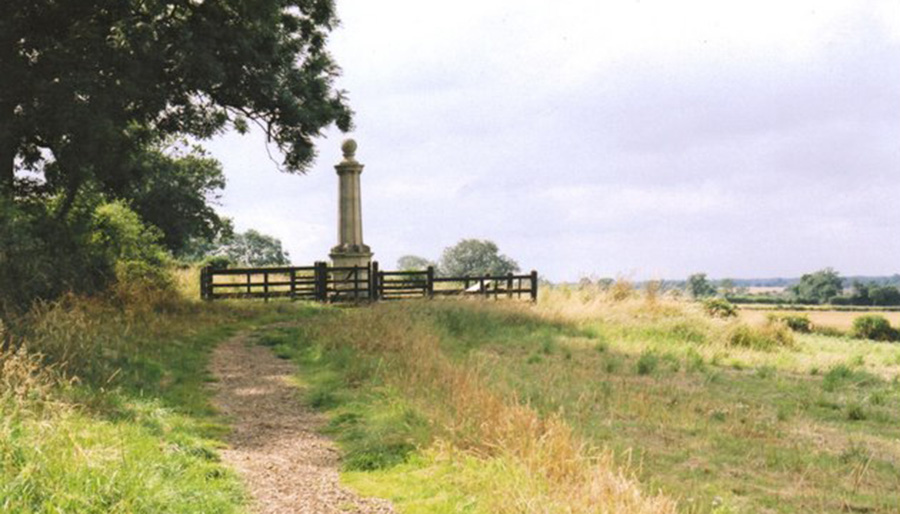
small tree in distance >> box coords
[438,239,519,277]
[687,273,716,298]
[217,230,290,267]
[397,255,435,272]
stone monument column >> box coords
[329,139,373,269]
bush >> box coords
[767,314,812,333]
[201,255,233,270]
[850,315,898,342]
[703,298,737,318]
[725,321,794,351]
[90,201,172,291]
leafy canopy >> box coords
[216,229,290,267]
[437,239,519,277]
[396,255,435,272]
[687,273,716,298]
[1,0,352,200]
[791,268,843,304]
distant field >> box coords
[740,308,900,331]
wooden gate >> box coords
[201,262,538,303]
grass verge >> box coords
[1,292,306,513]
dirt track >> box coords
[210,333,394,514]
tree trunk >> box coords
[0,31,16,199]
[0,117,13,199]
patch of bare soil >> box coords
[210,333,394,514]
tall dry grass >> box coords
[305,304,676,513]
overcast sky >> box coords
[205,0,900,282]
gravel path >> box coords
[210,333,395,514]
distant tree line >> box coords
[683,268,900,307]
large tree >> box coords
[791,268,843,304]
[124,142,228,253]
[438,239,519,277]
[0,0,352,205]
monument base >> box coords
[329,251,374,300]
[329,251,373,269]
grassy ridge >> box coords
[0,291,303,513]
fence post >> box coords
[530,270,538,302]
[480,277,487,299]
[289,268,297,300]
[263,272,269,302]
[507,273,513,299]
[426,266,435,299]
[370,261,379,301]
[314,261,327,302]
[200,266,211,300]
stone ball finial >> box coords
[341,139,357,159]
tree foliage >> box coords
[123,143,229,253]
[847,281,900,307]
[437,239,519,277]
[1,0,352,201]
[686,273,716,298]
[215,229,290,267]
[0,196,168,313]
[790,268,843,304]
[0,1,350,309]
[396,255,434,272]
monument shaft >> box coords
[330,139,372,268]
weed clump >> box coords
[846,403,867,421]
[822,364,879,392]
[609,278,634,302]
[636,351,659,375]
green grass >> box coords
[247,300,900,512]
[0,297,309,513]
[421,301,900,513]
[280,299,894,513]
[250,323,490,512]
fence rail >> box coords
[200,262,538,303]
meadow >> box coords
[260,286,900,513]
[3,276,900,513]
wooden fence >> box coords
[200,262,538,303]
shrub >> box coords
[703,298,737,318]
[201,255,233,270]
[725,322,794,351]
[851,315,898,342]
[767,314,812,333]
